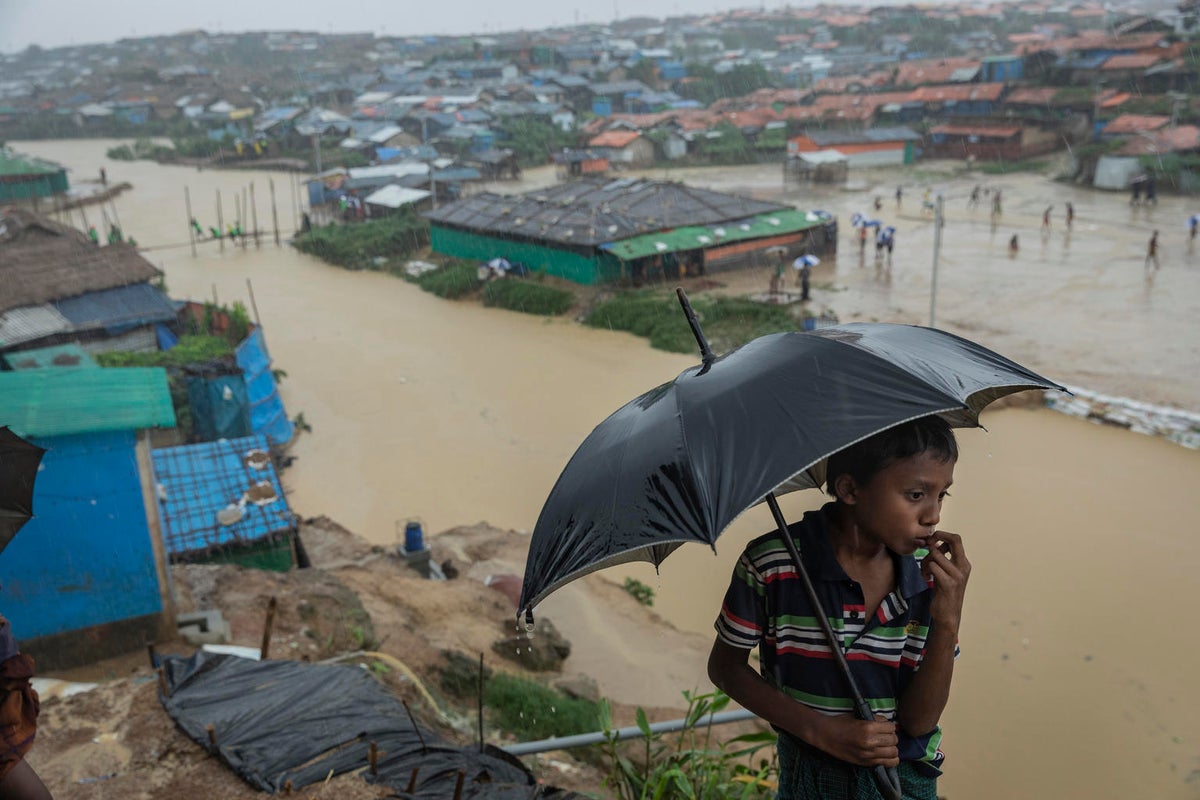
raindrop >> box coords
[550,706,556,713]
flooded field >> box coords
[13,139,1200,799]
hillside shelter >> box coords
[0,366,176,670]
[150,434,297,571]
[787,128,919,167]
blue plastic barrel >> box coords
[404,520,425,553]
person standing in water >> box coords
[1065,202,1074,230]
[1145,230,1160,271]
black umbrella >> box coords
[519,290,1064,799]
[0,426,46,554]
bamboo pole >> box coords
[185,186,197,257]
[269,178,280,246]
[405,769,419,793]
[216,189,225,253]
[250,182,260,248]
[368,741,378,777]
[477,653,485,754]
[260,596,277,659]
[234,194,242,249]
[246,278,262,327]
[451,769,466,800]
[242,186,248,247]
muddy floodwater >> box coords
[14,140,1200,799]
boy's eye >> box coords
[907,491,923,500]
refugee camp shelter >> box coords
[0,367,177,670]
[0,147,69,204]
[425,177,834,284]
[787,128,920,167]
[151,434,297,571]
[0,209,173,355]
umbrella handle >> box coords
[765,494,902,800]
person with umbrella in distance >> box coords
[709,417,966,800]
[0,428,53,800]
[792,254,818,302]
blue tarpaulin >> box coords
[151,434,294,559]
[53,282,177,333]
[236,328,294,445]
[186,374,252,442]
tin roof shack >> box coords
[151,435,297,572]
[925,124,1058,161]
[787,128,919,167]
[0,210,174,355]
[0,367,177,670]
[425,177,831,285]
[0,147,69,206]
[588,130,656,167]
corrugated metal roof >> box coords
[0,367,175,437]
[600,208,829,261]
[151,434,294,558]
[3,343,97,370]
[53,282,177,330]
[425,178,787,248]
[0,304,71,347]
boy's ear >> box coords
[833,473,858,505]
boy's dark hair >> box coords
[825,416,958,495]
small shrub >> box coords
[293,212,430,270]
[482,279,574,315]
[107,144,135,161]
[623,577,655,607]
[485,673,601,741]
[94,335,234,367]
[415,261,480,299]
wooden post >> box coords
[260,596,277,659]
[269,178,281,246]
[234,194,243,249]
[246,278,262,327]
[157,667,169,697]
[250,182,260,248]
[289,172,299,234]
[216,189,225,253]
[242,186,248,247]
[368,741,378,776]
[185,186,197,257]
[212,284,219,305]
[109,198,124,235]
[405,768,419,793]
[136,431,176,638]
[206,723,218,749]
[452,769,466,800]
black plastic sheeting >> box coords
[159,651,555,798]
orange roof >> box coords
[909,83,1006,103]
[1100,92,1133,109]
[1115,125,1200,155]
[1005,87,1057,105]
[1102,114,1170,135]
[588,130,642,148]
[930,124,1021,138]
[1101,53,1165,70]
[893,58,981,87]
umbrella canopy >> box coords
[0,426,46,553]
[519,323,1063,615]
[792,254,819,269]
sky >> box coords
[1,0,787,53]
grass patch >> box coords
[482,279,575,315]
[293,212,430,270]
[412,260,480,299]
[978,159,1047,175]
[586,290,803,354]
[93,334,234,367]
[485,673,601,741]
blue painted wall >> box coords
[0,430,162,640]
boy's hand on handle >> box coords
[808,714,900,768]
[922,531,971,633]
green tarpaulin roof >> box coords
[0,367,175,437]
[3,344,97,371]
[599,208,829,261]
[0,148,65,177]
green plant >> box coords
[485,673,601,741]
[597,690,778,800]
[293,412,313,433]
[93,335,234,367]
[414,261,480,299]
[293,211,430,269]
[623,577,655,607]
[481,279,574,315]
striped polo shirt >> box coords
[715,503,947,775]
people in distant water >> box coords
[1131,176,1143,205]
[873,195,882,212]
[895,185,903,208]
[107,224,123,244]
[301,212,313,234]
[968,185,980,208]
[1065,202,1074,230]
[1144,175,1157,206]
[1145,230,1160,271]
[99,167,107,186]
[87,225,99,245]
[992,190,1002,217]
[1008,234,1019,256]
[209,226,222,239]
[191,218,204,237]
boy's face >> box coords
[844,451,956,556]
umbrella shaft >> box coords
[764,494,901,800]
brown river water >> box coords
[14,140,1200,799]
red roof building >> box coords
[1101,114,1171,135]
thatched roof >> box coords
[0,209,161,314]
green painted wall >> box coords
[431,225,624,285]
[904,141,915,165]
[0,171,69,201]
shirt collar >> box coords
[792,503,929,599]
